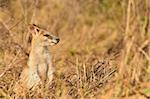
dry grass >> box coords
[0,0,150,99]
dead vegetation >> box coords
[0,0,150,99]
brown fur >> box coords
[13,24,60,96]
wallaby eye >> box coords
[36,29,39,32]
[43,34,49,37]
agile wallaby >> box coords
[14,24,60,94]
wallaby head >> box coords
[28,24,60,47]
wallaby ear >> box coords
[28,24,36,35]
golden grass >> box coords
[0,0,150,98]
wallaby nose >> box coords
[56,38,60,43]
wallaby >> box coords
[13,24,60,95]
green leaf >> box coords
[141,88,150,97]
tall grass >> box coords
[0,0,150,98]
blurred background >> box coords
[0,0,150,98]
